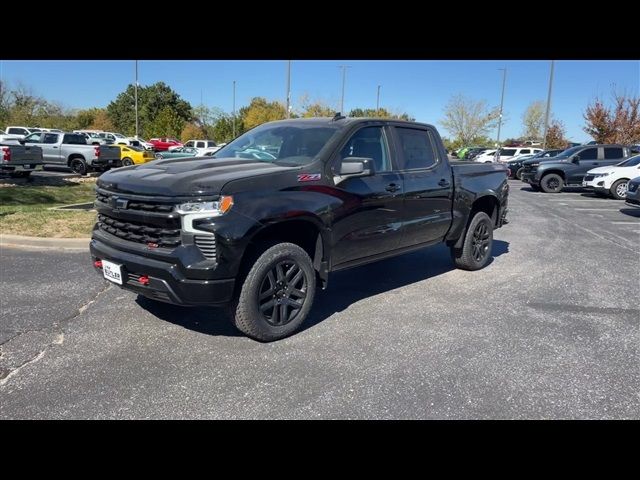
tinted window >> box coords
[185,141,194,147]
[579,148,597,160]
[340,126,391,172]
[207,141,216,148]
[396,128,437,170]
[499,149,517,156]
[604,147,624,159]
[617,155,640,167]
[519,149,530,154]
[43,134,58,144]
[196,141,205,148]
[62,134,87,145]
[8,128,27,135]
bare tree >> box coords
[522,100,546,140]
[440,94,499,145]
[583,91,640,144]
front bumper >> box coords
[90,237,235,306]
[582,177,610,192]
[625,188,640,206]
[520,171,538,185]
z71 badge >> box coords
[297,173,321,182]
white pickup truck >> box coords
[20,131,121,174]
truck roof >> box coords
[264,116,432,129]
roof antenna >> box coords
[332,112,346,121]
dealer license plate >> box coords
[102,259,123,285]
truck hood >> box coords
[97,157,295,196]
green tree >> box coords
[145,106,185,139]
[440,94,500,146]
[107,82,192,137]
[521,101,546,140]
[180,122,206,142]
[212,115,243,143]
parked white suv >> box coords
[4,126,43,139]
[582,155,640,200]
[474,147,543,163]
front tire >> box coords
[450,211,494,271]
[231,242,316,341]
[515,167,524,180]
[540,173,564,193]
[610,179,629,200]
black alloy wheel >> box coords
[258,260,308,326]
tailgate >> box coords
[99,145,123,161]
[0,144,44,165]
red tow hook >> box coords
[138,275,150,286]
[94,260,103,269]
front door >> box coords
[330,125,405,268]
[568,147,599,183]
[41,133,62,164]
[392,126,454,247]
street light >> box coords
[338,65,351,113]
[134,60,139,138]
[542,60,555,150]
[232,80,236,139]
[286,60,291,119]
[495,68,507,161]
[376,85,381,112]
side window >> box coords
[520,149,530,154]
[9,128,27,135]
[395,128,438,170]
[500,149,517,156]
[43,134,58,144]
[339,126,391,173]
[185,141,194,147]
[579,148,597,160]
[207,141,216,148]
[196,141,205,148]
[604,147,623,159]
[24,133,43,143]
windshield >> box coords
[617,155,640,167]
[554,146,583,159]
[213,122,341,166]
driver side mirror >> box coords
[335,157,375,184]
[572,155,580,163]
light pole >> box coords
[286,60,291,119]
[495,68,507,160]
[338,65,351,114]
[542,60,555,150]
[376,85,381,112]
[232,80,236,139]
[134,60,139,138]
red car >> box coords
[149,138,183,151]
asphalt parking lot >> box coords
[1,181,638,419]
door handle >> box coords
[53,146,58,149]
[385,183,400,193]
[592,163,598,166]
[438,179,450,187]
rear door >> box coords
[41,133,63,163]
[330,124,405,267]
[601,146,627,167]
[392,125,453,247]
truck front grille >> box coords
[97,213,181,247]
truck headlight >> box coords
[176,196,234,215]
[594,173,610,178]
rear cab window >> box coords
[395,127,438,170]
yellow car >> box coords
[116,145,156,166]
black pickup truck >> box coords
[91,117,509,341]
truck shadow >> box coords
[136,240,509,339]
[619,207,640,218]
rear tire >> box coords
[515,167,524,180]
[122,157,134,166]
[69,158,87,175]
[231,242,316,341]
[540,173,564,193]
[610,179,629,200]
[9,171,32,178]
[450,211,493,271]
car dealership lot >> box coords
[0,181,638,419]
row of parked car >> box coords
[0,126,228,177]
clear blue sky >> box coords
[1,60,638,142]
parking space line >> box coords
[574,208,625,211]
[611,221,640,225]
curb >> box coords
[0,234,90,251]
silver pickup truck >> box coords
[20,132,121,174]
[0,143,44,178]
